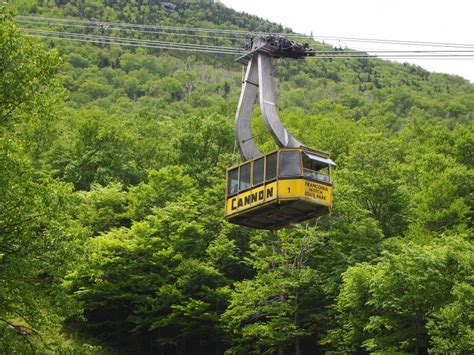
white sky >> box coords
[220,0,474,82]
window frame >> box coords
[226,148,334,198]
[252,157,265,187]
[265,152,278,182]
[239,162,252,192]
[278,150,303,178]
[227,167,239,196]
[302,152,331,183]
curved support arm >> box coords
[258,54,303,148]
[235,53,304,161]
[235,57,261,160]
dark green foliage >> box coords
[1,1,473,353]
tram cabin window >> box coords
[279,151,302,177]
[253,158,264,185]
[228,168,238,195]
[239,163,251,191]
[266,153,277,181]
[303,153,330,183]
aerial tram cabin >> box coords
[225,35,336,229]
[225,148,335,229]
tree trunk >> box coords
[278,345,284,355]
[294,293,300,355]
[414,311,422,355]
[295,336,300,355]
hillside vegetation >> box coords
[1,1,473,353]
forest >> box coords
[0,0,473,354]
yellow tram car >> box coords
[225,148,336,229]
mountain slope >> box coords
[1,1,473,353]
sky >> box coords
[220,0,474,82]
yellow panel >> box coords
[278,179,332,206]
[225,182,277,216]
[225,179,333,218]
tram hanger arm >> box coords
[235,35,313,161]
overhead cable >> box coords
[18,15,309,39]
[16,18,245,41]
[22,28,474,56]
[25,34,241,55]
[25,33,474,60]
[312,35,474,49]
[20,15,474,52]
[21,28,241,51]
[21,28,243,53]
